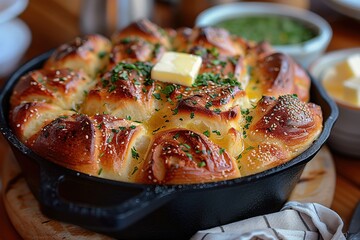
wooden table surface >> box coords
[0,0,359,239]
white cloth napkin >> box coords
[191,201,346,240]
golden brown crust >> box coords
[11,69,92,110]
[111,19,171,49]
[9,20,322,184]
[81,61,156,121]
[44,34,111,77]
[174,27,242,57]
[30,114,149,180]
[239,95,323,176]
[110,38,166,66]
[136,129,240,184]
[255,53,310,102]
[30,114,99,175]
[10,102,74,142]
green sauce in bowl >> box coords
[214,15,317,45]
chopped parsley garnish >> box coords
[190,112,195,119]
[211,59,227,67]
[98,168,103,175]
[181,143,191,149]
[98,51,107,59]
[185,152,193,160]
[213,108,221,114]
[120,37,132,44]
[209,47,219,57]
[228,56,238,65]
[172,108,178,115]
[193,72,241,88]
[247,66,253,76]
[203,130,210,137]
[131,166,139,175]
[111,128,120,133]
[108,85,116,92]
[241,108,250,115]
[219,148,225,154]
[131,147,140,160]
[173,133,180,140]
[246,146,255,151]
[119,71,129,80]
[212,130,221,136]
[107,132,114,143]
[198,161,206,167]
[153,93,161,100]
[153,43,161,57]
[205,101,213,109]
[161,84,176,97]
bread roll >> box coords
[44,34,111,77]
[239,95,322,176]
[30,114,149,181]
[136,129,241,184]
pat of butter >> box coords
[335,54,360,80]
[343,77,360,106]
[151,52,202,87]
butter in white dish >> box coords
[322,54,360,107]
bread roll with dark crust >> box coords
[251,53,311,102]
[30,114,149,181]
[10,69,93,110]
[9,19,323,184]
[44,34,111,77]
[136,129,241,184]
[174,27,243,57]
[10,102,73,143]
[239,95,322,176]
[110,37,166,66]
[111,19,171,49]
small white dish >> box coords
[309,48,360,157]
[0,0,28,24]
[0,18,31,77]
[195,2,332,67]
[322,0,360,21]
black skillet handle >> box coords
[38,163,177,232]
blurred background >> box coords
[0,0,359,82]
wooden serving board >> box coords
[1,147,335,240]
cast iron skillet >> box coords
[0,51,338,239]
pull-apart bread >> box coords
[10,20,322,184]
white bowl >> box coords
[0,18,31,77]
[0,0,30,78]
[0,0,28,24]
[309,48,360,157]
[195,2,332,67]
